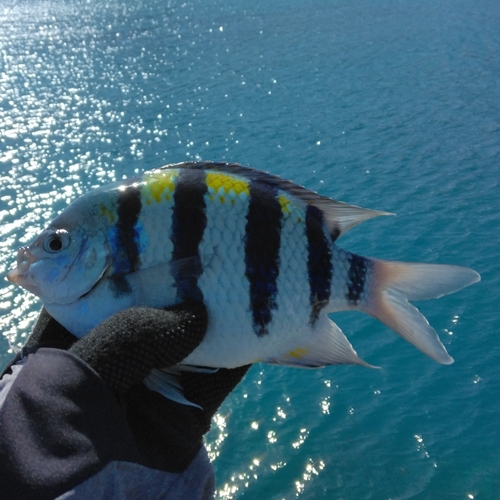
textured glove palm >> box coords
[68,303,207,396]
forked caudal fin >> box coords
[363,259,481,364]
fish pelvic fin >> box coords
[144,367,218,408]
[363,259,480,364]
[270,315,376,369]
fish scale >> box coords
[274,196,311,332]
[7,161,480,395]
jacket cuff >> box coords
[0,348,141,500]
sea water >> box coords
[0,0,499,497]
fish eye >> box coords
[43,230,70,254]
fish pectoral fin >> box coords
[269,316,376,369]
[312,198,394,240]
[143,367,203,408]
[126,261,178,307]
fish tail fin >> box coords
[363,259,480,364]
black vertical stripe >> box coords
[306,204,333,325]
[171,168,207,302]
[115,185,142,273]
[110,184,142,297]
[346,253,368,305]
[245,181,282,337]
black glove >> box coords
[71,303,251,438]
[69,303,207,396]
[25,307,78,350]
[1,304,251,500]
[0,308,78,378]
[121,363,250,473]
[22,304,208,398]
[180,365,251,434]
[22,306,250,436]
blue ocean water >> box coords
[0,0,499,497]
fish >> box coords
[7,162,480,381]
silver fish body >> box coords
[8,162,480,373]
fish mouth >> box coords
[6,247,39,289]
[7,268,24,284]
[7,258,111,304]
[6,270,42,296]
[7,238,113,305]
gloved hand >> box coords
[181,365,251,434]
[1,304,251,500]
[22,305,250,444]
[17,304,208,396]
[24,307,79,350]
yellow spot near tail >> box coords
[99,204,116,224]
[287,347,310,359]
[206,171,250,199]
[143,170,178,204]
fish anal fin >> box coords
[268,316,376,369]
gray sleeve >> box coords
[57,449,215,500]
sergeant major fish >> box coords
[7,162,480,381]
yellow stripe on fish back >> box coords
[205,171,250,205]
[142,170,179,205]
[278,193,303,223]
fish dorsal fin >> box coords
[158,161,393,240]
[309,198,394,240]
